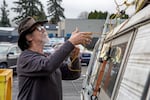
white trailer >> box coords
[81,1,150,100]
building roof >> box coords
[0,27,18,36]
[0,27,15,31]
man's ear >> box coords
[26,34,33,42]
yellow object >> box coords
[135,0,147,12]
[0,69,13,100]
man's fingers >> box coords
[82,35,92,39]
[80,32,92,39]
[75,27,79,33]
[72,27,79,35]
[80,32,92,35]
[81,37,92,45]
[78,32,92,45]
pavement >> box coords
[12,66,87,100]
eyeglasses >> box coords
[36,26,45,32]
[28,26,45,33]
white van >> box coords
[82,1,150,100]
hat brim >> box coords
[33,20,48,26]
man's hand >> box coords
[68,28,92,45]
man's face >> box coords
[28,25,50,45]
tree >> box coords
[0,0,11,27]
[12,0,47,24]
[88,10,108,19]
[47,0,65,24]
[78,11,89,19]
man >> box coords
[17,16,92,100]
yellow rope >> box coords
[68,56,81,72]
[135,0,146,13]
[108,0,135,33]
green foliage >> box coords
[88,10,108,19]
[12,0,47,24]
[110,13,129,19]
[47,0,65,24]
[49,17,57,24]
[0,0,11,27]
[88,10,129,20]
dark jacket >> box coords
[17,41,81,100]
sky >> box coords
[0,0,135,23]
[60,0,135,18]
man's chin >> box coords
[42,41,49,45]
[43,38,50,45]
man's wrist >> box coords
[68,39,76,45]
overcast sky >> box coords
[0,0,135,20]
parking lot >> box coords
[12,66,87,100]
[0,42,90,100]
